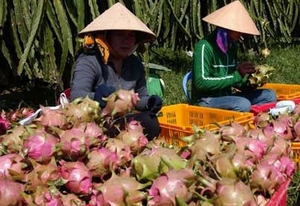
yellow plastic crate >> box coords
[158,104,253,146]
[292,142,300,169]
[262,83,300,100]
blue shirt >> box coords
[70,53,150,111]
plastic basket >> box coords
[266,179,291,206]
[158,104,253,146]
[262,83,300,100]
[250,98,300,115]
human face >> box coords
[227,30,243,42]
[107,30,136,59]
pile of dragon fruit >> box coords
[0,89,297,205]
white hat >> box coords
[79,2,156,43]
[202,0,260,35]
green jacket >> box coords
[191,30,247,104]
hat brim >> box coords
[202,1,260,35]
[78,3,156,43]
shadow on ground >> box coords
[0,87,59,111]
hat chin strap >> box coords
[128,44,138,56]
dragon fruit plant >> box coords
[0,95,297,205]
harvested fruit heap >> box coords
[0,89,297,205]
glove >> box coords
[147,95,163,114]
[94,84,115,108]
[237,61,256,78]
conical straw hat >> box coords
[202,1,260,35]
[79,2,156,43]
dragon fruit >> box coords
[24,158,60,191]
[250,162,286,195]
[133,147,187,181]
[103,138,133,166]
[23,128,59,164]
[101,89,140,118]
[60,193,86,206]
[212,178,257,206]
[63,96,101,124]
[0,178,25,205]
[0,153,27,180]
[55,127,90,160]
[0,110,10,135]
[186,129,222,161]
[59,160,93,195]
[22,185,63,206]
[116,120,148,154]
[248,64,275,88]
[86,147,120,178]
[234,137,268,163]
[76,122,106,143]
[34,106,69,129]
[6,107,34,122]
[89,172,148,206]
[0,125,26,154]
[148,169,195,206]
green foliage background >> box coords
[0,0,300,91]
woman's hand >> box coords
[94,84,115,108]
[147,95,163,113]
[237,61,256,77]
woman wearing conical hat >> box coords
[70,3,162,140]
[191,0,276,112]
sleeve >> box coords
[193,41,244,92]
[70,54,102,101]
[133,61,151,111]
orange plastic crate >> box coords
[262,83,300,100]
[158,104,253,146]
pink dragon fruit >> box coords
[0,153,27,180]
[272,156,296,177]
[0,110,10,135]
[234,137,268,163]
[187,129,222,161]
[248,127,275,147]
[0,125,26,153]
[63,96,101,124]
[22,185,63,206]
[116,120,148,154]
[24,157,60,191]
[6,107,34,122]
[101,89,140,118]
[250,162,286,196]
[104,138,133,166]
[0,178,25,205]
[34,106,69,129]
[23,129,59,164]
[60,193,86,206]
[55,127,90,160]
[76,122,107,143]
[89,172,148,206]
[59,160,93,195]
[148,169,195,206]
[213,178,257,206]
[219,121,247,142]
[86,147,121,178]
[133,147,187,181]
